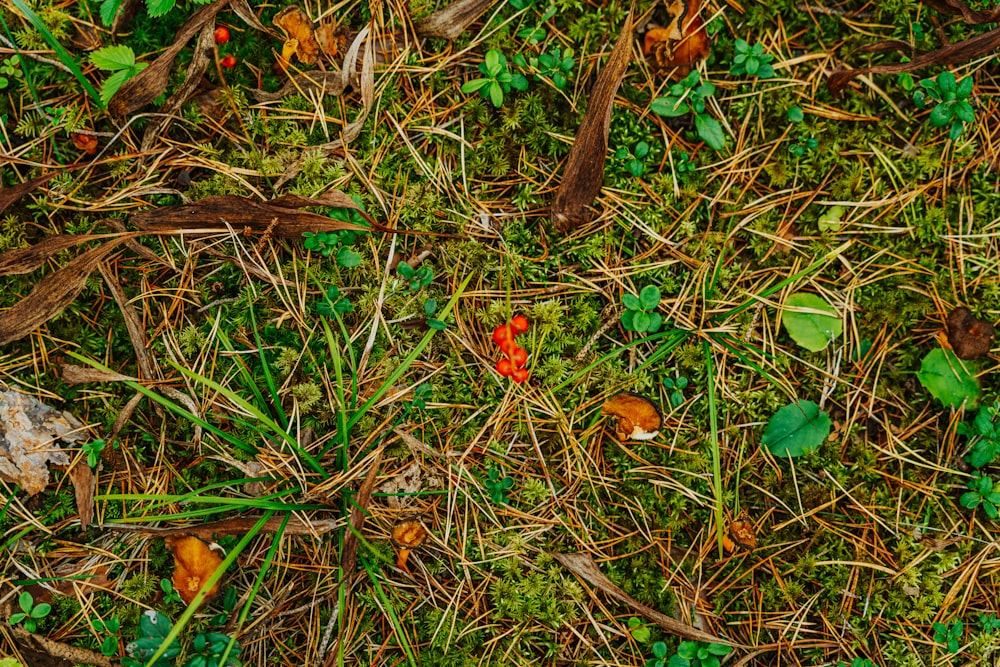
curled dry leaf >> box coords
[641,0,710,79]
[0,233,105,276]
[273,5,321,66]
[947,306,994,360]
[601,392,661,441]
[165,535,224,604]
[315,21,354,61]
[551,16,632,233]
[109,0,229,116]
[61,364,137,385]
[68,461,95,530]
[414,0,497,40]
[252,71,346,103]
[0,238,125,346]
[70,132,98,155]
[0,386,81,495]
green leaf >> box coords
[461,78,491,94]
[929,103,953,127]
[510,74,529,91]
[30,603,50,619]
[100,0,123,26]
[489,81,503,107]
[694,114,726,150]
[957,75,973,98]
[100,65,147,108]
[335,246,361,268]
[146,0,176,17]
[639,285,661,311]
[756,62,775,78]
[646,313,662,333]
[396,262,414,279]
[423,299,437,316]
[787,106,804,123]
[9,613,26,625]
[652,642,668,659]
[954,100,975,123]
[918,348,980,408]
[651,96,690,118]
[427,319,447,330]
[761,400,831,457]
[18,592,32,613]
[622,294,641,311]
[90,45,136,71]
[632,311,651,332]
[781,292,842,351]
[620,309,636,331]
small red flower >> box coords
[511,368,529,383]
[220,54,237,68]
[510,346,527,367]
[510,314,529,334]
[214,26,230,44]
[496,359,514,376]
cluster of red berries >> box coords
[492,315,530,383]
[214,27,237,68]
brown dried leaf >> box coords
[551,551,732,645]
[106,515,339,538]
[601,392,661,441]
[552,17,632,233]
[414,0,496,40]
[0,172,57,216]
[642,0,711,79]
[166,535,224,605]
[110,0,142,34]
[921,0,1000,24]
[10,625,115,667]
[108,0,230,116]
[315,22,354,60]
[0,239,125,346]
[70,132,98,155]
[0,387,81,495]
[342,449,383,576]
[98,263,159,380]
[68,461,95,530]
[129,193,381,236]
[947,306,994,360]
[828,25,1000,96]
[273,6,320,65]
[141,20,218,153]
[0,234,105,276]
[252,70,346,103]
[61,364,137,385]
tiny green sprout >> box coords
[397,262,434,292]
[484,466,515,504]
[514,4,555,42]
[817,205,846,233]
[912,71,975,141]
[621,285,662,334]
[160,577,183,605]
[960,474,1000,518]
[82,438,108,468]
[0,56,20,90]
[317,285,353,316]
[461,49,529,108]
[836,659,875,667]
[523,47,574,89]
[664,641,732,667]
[615,141,650,177]
[410,384,433,411]
[627,617,651,643]
[8,592,52,633]
[662,374,689,408]
[958,402,1000,468]
[730,39,776,79]
[211,588,239,627]
[980,613,1000,632]
[93,615,121,657]
[674,151,695,176]
[650,70,726,150]
[646,640,668,667]
[932,620,963,653]
[787,106,804,123]
[423,298,447,331]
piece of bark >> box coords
[108,0,230,116]
[251,71,346,103]
[342,448,383,576]
[0,172,57,215]
[9,625,114,667]
[110,0,142,35]
[551,17,632,233]
[0,239,125,346]
[947,306,994,360]
[61,364,136,385]
[551,551,734,646]
[0,234,105,276]
[414,0,496,39]
[67,461,95,530]
[98,263,159,380]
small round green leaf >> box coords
[761,400,831,457]
[782,292,842,351]
[639,285,661,311]
[917,348,980,409]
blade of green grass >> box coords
[703,340,725,556]
[361,555,418,667]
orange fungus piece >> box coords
[165,535,223,604]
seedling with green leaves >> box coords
[90,45,148,109]
[615,141,650,177]
[627,617,651,643]
[422,298,447,331]
[960,474,1000,518]
[317,285,353,316]
[7,592,51,633]
[0,57,20,90]
[82,438,108,468]
[516,47,574,90]
[932,620,963,653]
[461,50,528,108]
[397,262,434,292]
[663,641,732,667]
[730,39,776,78]
[663,373,689,408]
[913,71,975,141]
[650,71,726,150]
[484,466,514,504]
[93,615,121,657]
[622,286,663,333]
[959,403,1000,468]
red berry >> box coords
[511,367,529,383]
[510,346,528,367]
[220,54,237,68]
[510,314,529,334]
[496,358,514,376]
[499,338,518,356]
[492,324,514,345]
[214,26,230,44]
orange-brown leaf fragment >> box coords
[165,535,223,604]
[642,0,710,79]
[947,306,994,360]
[71,132,99,155]
[722,512,757,553]
[601,393,661,441]
[391,518,428,572]
[273,6,320,65]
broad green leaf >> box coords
[695,114,726,150]
[632,311,651,332]
[489,81,503,107]
[787,106,804,123]
[461,79,490,94]
[335,246,361,268]
[620,310,636,331]
[917,348,980,409]
[100,68,135,108]
[100,0,123,26]
[90,45,136,71]
[929,104,953,127]
[639,285,661,310]
[761,400,831,457]
[782,292,841,351]
[146,0,176,18]
[651,96,689,118]
[622,294,641,311]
